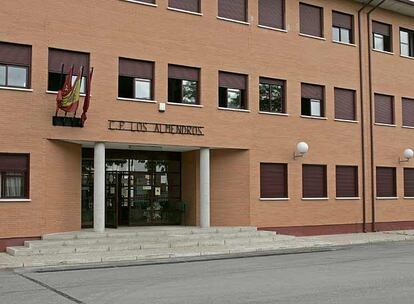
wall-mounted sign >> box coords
[108,120,204,136]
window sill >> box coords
[302,197,329,201]
[334,118,358,124]
[216,16,250,26]
[167,7,202,16]
[332,40,357,47]
[336,197,361,200]
[404,197,414,200]
[372,49,394,56]
[258,111,289,117]
[299,33,326,41]
[119,0,157,7]
[374,122,396,128]
[376,197,399,200]
[257,25,287,33]
[0,198,31,203]
[117,97,157,103]
[301,115,327,120]
[167,102,203,108]
[0,86,33,92]
[218,107,250,113]
[402,125,414,129]
[400,54,414,60]
[47,90,87,97]
[260,198,290,201]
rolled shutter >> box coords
[260,163,287,198]
[335,88,356,121]
[402,98,414,127]
[218,0,247,22]
[303,165,327,198]
[219,71,246,90]
[48,48,89,76]
[404,168,414,197]
[332,11,353,29]
[168,65,199,81]
[300,3,323,37]
[119,58,154,79]
[376,167,396,197]
[372,21,391,36]
[0,154,29,172]
[259,77,284,87]
[0,42,31,66]
[169,0,200,13]
[302,83,324,100]
[375,94,394,124]
[258,0,284,29]
[336,166,358,198]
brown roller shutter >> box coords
[372,21,391,36]
[404,168,414,197]
[0,42,31,66]
[259,77,284,86]
[48,48,89,76]
[335,88,356,121]
[219,71,246,90]
[119,58,154,79]
[168,65,199,81]
[303,165,327,198]
[332,11,353,29]
[218,0,247,22]
[336,166,358,198]
[0,154,29,172]
[169,0,200,13]
[260,163,288,198]
[258,0,285,29]
[301,83,324,100]
[402,98,414,127]
[376,167,396,197]
[300,3,323,37]
[375,94,394,124]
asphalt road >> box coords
[2,241,414,304]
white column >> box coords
[199,148,211,228]
[94,142,105,233]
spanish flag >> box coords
[56,66,82,113]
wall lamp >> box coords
[399,148,414,163]
[294,142,309,160]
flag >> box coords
[56,66,83,113]
[81,67,94,126]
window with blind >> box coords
[168,64,200,105]
[48,48,89,94]
[332,11,354,44]
[400,28,414,57]
[259,78,285,113]
[335,88,356,121]
[118,58,154,100]
[218,0,247,22]
[403,98,414,127]
[301,83,324,117]
[0,154,29,199]
[300,3,323,38]
[372,21,392,52]
[0,42,32,89]
[336,166,358,198]
[404,168,414,198]
[168,0,200,13]
[260,163,288,199]
[219,71,248,110]
[258,0,285,30]
[376,167,396,198]
[302,165,327,198]
[375,94,394,125]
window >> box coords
[376,167,396,198]
[135,0,155,3]
[218,0,247,22]
[336,166,358,198]
[0,154,29,199]
[168,65,200,105]
[118,58,154,100]
[168,0,200,13]
[403,98,414,127]
[0,42,31,88]
[219,71,248,110]
[259,78,285,113]
[375,94,394,125]
[372,21,392,52]
[332,11,354,44]
[400,28,414,57]
[48,48,89,94]
[335,88,356,121]
[258,0,285,30]
[301,83,324,117]
[404,168,414,197]
[303,165,327,198]
[260,163,288,199]
[299,3,323,38]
